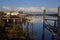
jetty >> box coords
[0,7,60,40]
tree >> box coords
[0,11,6,18]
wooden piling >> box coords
[26,21,29,40]
[57,7,60,40]
[42,9,46,40]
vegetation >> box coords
[5,23,26,39]
[0,11,6,18]
[0,11,32,40]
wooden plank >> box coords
[45,19,57,21]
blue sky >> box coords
[0,0,60,8]
[0,0,60,12]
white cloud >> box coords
[41,7,45,10]
[47,8,58,12]
[2,6,58,12]
[2,6,12,11]
[16,7,42,12]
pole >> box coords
[32,22,34,40]
[42,9,46,40]
[57,7,60,40]
[27,21,29,40]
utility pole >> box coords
[57,7,60,40]
[42,9,46,40]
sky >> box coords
[0,0,60,12]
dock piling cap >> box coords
[58,7,60,16]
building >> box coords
[6,11,19,16]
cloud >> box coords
[2,6,12,11]
[41,7,45,10]
[16,7,42,12]
[47,8,58,12]
[2,6,58,12]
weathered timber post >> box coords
[7,19,9,22]
[26,20,29,40]
[57,7,60,40]
[31,22,34,40]
[52,20,57,40]
[13,19,15,23]
[52,32,55,40]
[42,9,46,40]
[54,21,56,27]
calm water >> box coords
[23,16,57,40]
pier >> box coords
[0,7,60,40]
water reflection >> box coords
[27,16,57,40]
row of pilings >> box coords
[42,7,60,40]
[0,14,34,40]
[0,7,60,40]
